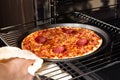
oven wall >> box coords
[56,0,117,21]
[88,0,117,21]
[0,0,35,28]
[0,0,119,28]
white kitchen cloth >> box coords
[0,46,43,76]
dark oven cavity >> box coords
[1,0,120,80]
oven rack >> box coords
[73,12,120,35]
[0,12,120,80]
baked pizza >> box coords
[21,26,103,59]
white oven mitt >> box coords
[0,46,43,76]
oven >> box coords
[0,0,120,80]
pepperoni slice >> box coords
[35,36,47,44]
[76,38,88,46]
[53,46,65,53]
[62,28,74,34]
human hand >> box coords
[0,58,35,80]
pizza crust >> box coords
[0,46,43,76]
[80,39,102,57]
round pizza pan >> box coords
[19,23,111,62]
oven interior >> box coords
[0,0,120,80]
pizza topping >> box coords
[35,36,47,44]
[62,28,74,34]
[76,38,88,46]
[53,46,66,53]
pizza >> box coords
[21,26,103,59]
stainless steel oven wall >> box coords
[36,0,55,24]
[56,0,116,21]
[0,0,35,28]
[36,0,117,23]
[117,0,120,18]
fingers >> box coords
[0,58,35,80]
[7,58,35,70]
[8,58,34,64]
